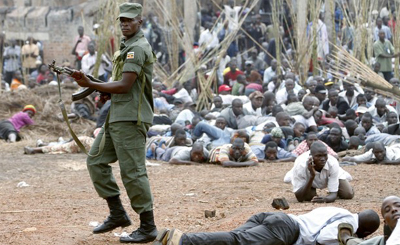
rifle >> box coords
[48,60,106,101]
[48,59,107,157]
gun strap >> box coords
[136,51,156,126]
[56,73,107,157]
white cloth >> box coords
[219,55,231,75]
[353,144,400,162]
[285,151,352,192]
[263,66,276,84]
[173,88,193,103]
[367,105,398,124]
[290,207,359,245]
[276,88,298,105]
[81,52,111,77]
[199,29,219,50]
[267,81,276,92]
[386,220,400,245]
[174,109,195,124]
[219,94,249,106]
[292,115,317,128]
[224,5,241,30]
[243,102,262,116]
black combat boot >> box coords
[93,195,132,234]
[120,210,158,243]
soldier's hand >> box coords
[71,70,91,87]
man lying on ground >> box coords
[338,195,400,245]
[208,137,258,167]
[24,136,94,154]
[153,206,379,245]
[342,141,400,165]
[0,105,36,143]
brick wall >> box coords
[1,0,102,67]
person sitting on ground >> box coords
[345,109,358,121]
[286,122,306,151]
[353,126,367,144]
[208,137,258,167]
[223,59,244,86]
[154,206,379,245]
[373,61,385,78]
[284,93,304,116]
[284,141,354,203]
[351,93,370,111]
[0,105,36,143]
[368,98,398,124]
[252,141,297,163]
[24,136,94,155]
[345,119,359,137]
[10,70,24,91]
[318,126,349,153]
[146,129,192,160]
[342,141,400,165]
[35,64,49,85]
[263,58,278,86]
[168,98,185,122]
[230,74,247,96]
[243,91,263,116]
[383,111,399,128]
[361,112,381,136]
[260,127,287,149]
[276,78,297,105]
[339,81,360,108]
[219,98,244,129]
[338,195,400,245]
[167,142,209,165]
[192,116,233,149]
[347,136,364,150]
[322,89,350,117]
[209,95,224,116]
[174,102,198,126]
[292,131,339,158]
[315,107,346,128]
[290,96,319,132]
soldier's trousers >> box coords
[87,121,153,214]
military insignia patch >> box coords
[127,52,134,59]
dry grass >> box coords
[0,84,96,141]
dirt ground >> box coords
[0,138,399,245]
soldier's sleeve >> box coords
[122,46,146,75]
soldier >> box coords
[71,2,157,243]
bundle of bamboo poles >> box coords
[328,43,400,101]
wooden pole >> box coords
[166,0,180,73]
[272,0,281,76]
[296,0,308,82]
